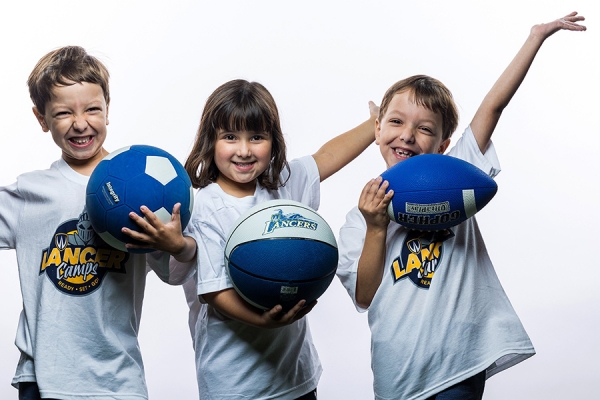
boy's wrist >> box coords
[172,236,196,262]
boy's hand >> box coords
[531,11,586,40]
[359,176,394,231]
[122,203,187,255]
[259,300,317,329]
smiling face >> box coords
[33,82,109,175]
[376,90,450,169]
[214,130,273,197]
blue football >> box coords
[86,145,194,253]
[380,154,497,231]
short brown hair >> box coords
[185,79,289,190]
[379,75,458,141]
[27,46,110,115]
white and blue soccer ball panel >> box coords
[86,145,193,253]
[381,154,497,231]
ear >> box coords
[438,138,451,154]
[32,107,49,132]
[106,103,110,126]
[375,118,381,145]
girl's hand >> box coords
[531,11,586,40]
[259,300,317,329]
[358,176,393,231]
[122,203,187,255]
[368,100,380,120]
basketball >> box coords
[86,145,194,253]
[225,199,338,311]
[381,154,497,231]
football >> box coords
[381,154,497,231]
[225,199,338,311]
[86,145,194,253]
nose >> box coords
[236,139,252,158]
[72,114,89,132]
[399,126,415,144]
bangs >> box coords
[213,97,275,134]
[410,82,449,116]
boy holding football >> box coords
[336,12,585,400]
[0,46,196,399]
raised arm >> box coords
[312,101,378,182]
[471,12,586,152]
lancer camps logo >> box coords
[263,209,318,235]
[39,209,129,295]
[390,229,454,289]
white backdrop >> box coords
[0,1,598,399]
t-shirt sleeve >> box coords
[0,181,22,249]
[184,196,235,301]
[336,206,368,312]
[448,125,501,178]
[285,155,321,211]
[145,250,196,285]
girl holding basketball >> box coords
[182,79,377,399]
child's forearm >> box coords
[313,111,377,182]
[204,288,314,329]
[470,32,544,152]
[355,227,387,309]
[203,288,266,326]
[470,12,586,153]
[172,235,197,263]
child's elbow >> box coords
[355,293,373,310]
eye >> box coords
[87,107,102,113]
[54,111,70,118]
[389,118,402,125]
[223,133,236,141]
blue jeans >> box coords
[426,370,486,400]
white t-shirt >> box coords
[184,155,322,400]
[0,159,191,400]
[337,127,535,400]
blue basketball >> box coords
[381,154,497,231]
[225,200,338,311]
[86,145,194,253]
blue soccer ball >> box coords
[86,145,194,253]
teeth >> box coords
[72,137,91,144]
[394,149,413,157]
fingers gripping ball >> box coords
[86,145,194,253]
[225,200,338,311]
[381,154,497,231]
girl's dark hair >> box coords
[185,79,289,190]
